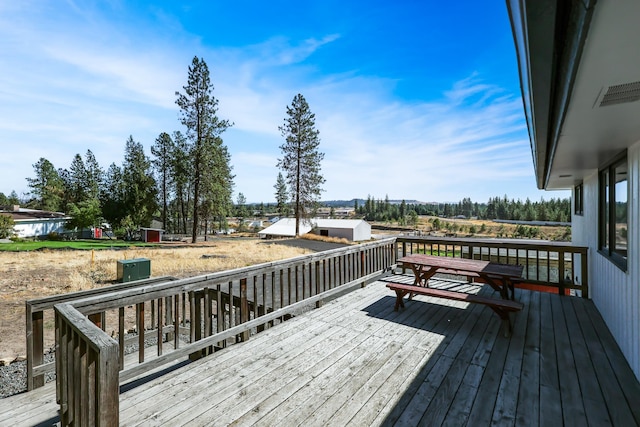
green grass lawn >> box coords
[0,239,159,251]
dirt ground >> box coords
[0,238,321,360]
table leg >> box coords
[393,289,407,311]
[481,275,510,300]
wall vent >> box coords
[599,81,640,107]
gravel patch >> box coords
[0,350,55,399]
[0,334,166,399]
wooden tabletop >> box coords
[397,254,523,279]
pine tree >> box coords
[176,56,232,243]
[7,191,20,205]
[171,131,192,234]
[66,154,87,205]
[277,94,325,236]
[122,136,157,236]
[84,150,103,201]
[26,158,64,212]
[199,135,234,236]
[274,172,289,218]
[101,163,125,231]
[151,132,174,230]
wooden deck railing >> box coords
[40,235,591,424]
[26,276,178,390]
[54,303,119,426]
[397,236,589,297]
[52,238,396,425]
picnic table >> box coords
[398,254,523,300]
[387,254,525,336]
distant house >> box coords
[315,207,356,218]
[258,218,371,241]
[0,205,70,238]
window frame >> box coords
[598,151,628,271]
[574,183,584,216]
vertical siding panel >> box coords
[576,140,640,379]
[629,142,639,375]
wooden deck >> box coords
[2,276,640,426]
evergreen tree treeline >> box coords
[13,57,235,239]
[357,195,571,223]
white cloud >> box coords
[0,2,563,204]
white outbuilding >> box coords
[258,218,371,241]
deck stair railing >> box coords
[53,238,396,426]
[397,236,589,297]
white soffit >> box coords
[547,0,640,189]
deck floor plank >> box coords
[3,277,640,427]
[560,295,612,425]
[121,318,343,425]
[515,290,541,426]
[491,289,532,425]
[422,290,496,426]
[190,329,384,426]
[538,292,563,426]
[252,334,392,427]
[550,293,589,425]
[389,292,487,426]
[572,295,639,425]
[196,306,423,426]
[119,315,325,418]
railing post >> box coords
[581,248,589,298]
[174,293,180,349]
[136,303,145,363]
[360,251,366,288]
[239,278,250,342]
[157,298,163,356]
[401,241,407,274]
[165,296,174,343]
[55,304,119,427]
[26,305,44,390]
[558,250,566,296]
[204,287,212,354]
[118,307,125,370]
[315,261,324,307]
[190,291,202,360]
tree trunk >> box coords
[191,174,199,243]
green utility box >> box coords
[117,258,151,283]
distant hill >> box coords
[322,199,428,207]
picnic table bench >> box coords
[389,254,525,336]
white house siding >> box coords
[572,139,640,380]
[14,219,68,238]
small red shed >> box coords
[140,227,164,243]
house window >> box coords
[574,183,583,216]
[599,153,627,270]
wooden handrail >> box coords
[396,236,589,297]
[52,238,397,425]
[48,235,590,424]
[26,276,178,390]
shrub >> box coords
[47,232,63,241]
[0,215,15,239]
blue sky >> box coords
[0,1,569,204]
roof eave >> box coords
[506,0,596,189]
